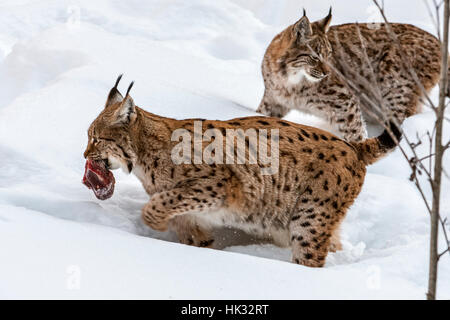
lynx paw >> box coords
[172,221,215,248]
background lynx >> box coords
[258,9,446,142]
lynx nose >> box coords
[321,62,331,75]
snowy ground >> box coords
[0,0,449,299]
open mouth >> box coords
[82,159,115,200]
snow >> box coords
[0,0,449,299]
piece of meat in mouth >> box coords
[82,159,115,200]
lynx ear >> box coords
[317,7,332,33]
[105,74,124,108]
[294,11,312,40]
[114,81,136,125]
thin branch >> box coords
[321,0,450,270]
[369,1,450,294]
[439,247,449,259]
[372,0,437,111]
[424,0,440,39]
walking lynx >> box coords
[258,9,447,142]
[82,76,400,267]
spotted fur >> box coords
[258,10,445,142]
[84,77,400,267]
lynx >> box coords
[258,9,446,142]
[82,75,400,267]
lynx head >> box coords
[280,8,333,83]
[82,75,137,200]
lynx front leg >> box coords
[141,185,225,233]
[257,90,290,118]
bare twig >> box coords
[424,0,442,40]
[324,0,450,299]
[370,0,450,300]
[372,0,437,111]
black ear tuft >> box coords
[317,7,333,33]
[125,81,135,97]
[114,74,123,89]
[303,8,306,17]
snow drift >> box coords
[0,0,449,299]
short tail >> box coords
[352,121,402,166]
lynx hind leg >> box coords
[169,215,215,248]
[382,84,421,123]
[289,212,330,268]
[333,103,368,142]
[289,203,346,267]
[376,48,424,121]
